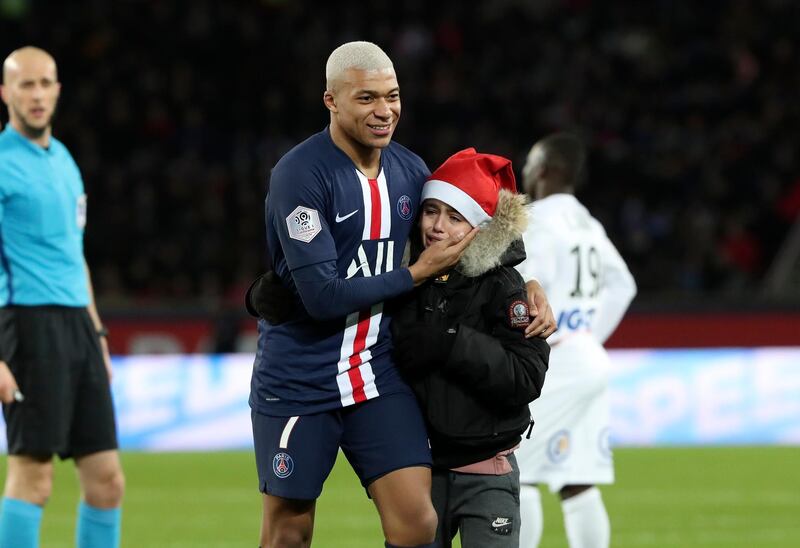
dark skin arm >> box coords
[524,279,557,339]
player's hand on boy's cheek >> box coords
[410,227,479,285]
[524,279,557,339]
[448,226,479,252]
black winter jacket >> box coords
[391,200,550,468]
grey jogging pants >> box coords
[431,453,521,548]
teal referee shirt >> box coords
[0,125,89,306]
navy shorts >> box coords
[252,390,432,500]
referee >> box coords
[0,47,124,547]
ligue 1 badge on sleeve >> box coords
[286,206,321,243]
[273,452,294,478]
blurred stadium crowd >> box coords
[2,0,798,308]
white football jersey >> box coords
[516,193,636,345]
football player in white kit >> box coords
[514,133,637,548]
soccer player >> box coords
[250,41,481,548]
[514,133,637,548]
[391,148,550,547]
[0,47,124,547]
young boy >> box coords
[391,148,550,547]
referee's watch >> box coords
[96,326,110,338]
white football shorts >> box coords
[516,332,614,492]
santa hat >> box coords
[421,148,517,227]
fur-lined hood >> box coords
[457,189,529,277]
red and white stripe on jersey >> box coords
[335,169,394,406]
[336,303,383,406]
[356,169,392,240]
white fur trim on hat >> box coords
[421,179,492,227]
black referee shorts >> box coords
[0,305,118,459]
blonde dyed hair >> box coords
[325,41,394,91]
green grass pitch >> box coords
[1,447,798,547]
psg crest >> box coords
[273,452,294,478]
[397,195,413,220]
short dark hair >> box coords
[539,132,586,188]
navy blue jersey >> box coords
[251,128,429,416]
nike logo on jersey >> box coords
[335,210,358,223]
